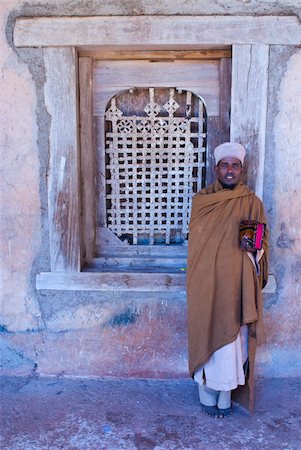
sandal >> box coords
[218,406,232,418]
[200,403,219,418]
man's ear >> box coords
[214,165,218,174]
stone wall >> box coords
[1,1,301,378]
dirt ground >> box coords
[1,376,301,449]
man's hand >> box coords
[241,237,256,252]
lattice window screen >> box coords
[105,88,206,245]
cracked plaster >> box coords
[1,1,42,332]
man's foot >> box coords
[217,390,232,418]
[200,403,219,418]
[198,384,219,418]
[218,406,232,418]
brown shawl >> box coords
[186,180,268,411]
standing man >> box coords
[186,142,268,418]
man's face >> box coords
[214,157,243,189]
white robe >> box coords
[194,325,248,391]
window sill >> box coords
[36,271,187,292]
[36,268,275,294]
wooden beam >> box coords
[219,58,231,143]
[44,47,81,271]
[36,270,275,292]
[78,49,232,59]
[86,257,187,271]
[96,228,188,257]
[36,271,187,292]
[207,57,232,184]
[206,116,221,184]
[79,57,96,261]
[93,59,220,116]
[14,16,301,48]
[230,44,269,197]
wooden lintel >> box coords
[14,16,301,48]
[36,272,187,292]
[78,49,232,59]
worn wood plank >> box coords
[44,47,81,272]
[206,116,221,184]
[96,245,188,258]
[36,271,187,292]
[95,228,188,257]
[79,49,232,59]
[219,58,231,143]
[230,45,269,197]
[14,16,301,47]
[95,85,220,117]
[205,57,232,184]
[79,57,96,261]
[93,60,219,87]
[36,270,275,292]
[94,117,107,230]
[86,256,187,272]
[93,60,220,116]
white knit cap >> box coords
[214,142,246,165]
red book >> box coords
[239,220,265,251]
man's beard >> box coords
[220,181,237,190]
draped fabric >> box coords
[186,180,268,411]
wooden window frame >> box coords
[90,56,231,260]
[13,15,297,291]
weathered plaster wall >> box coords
[258,46,301,377]
[1,1,301,379]
[0,2,42,332]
